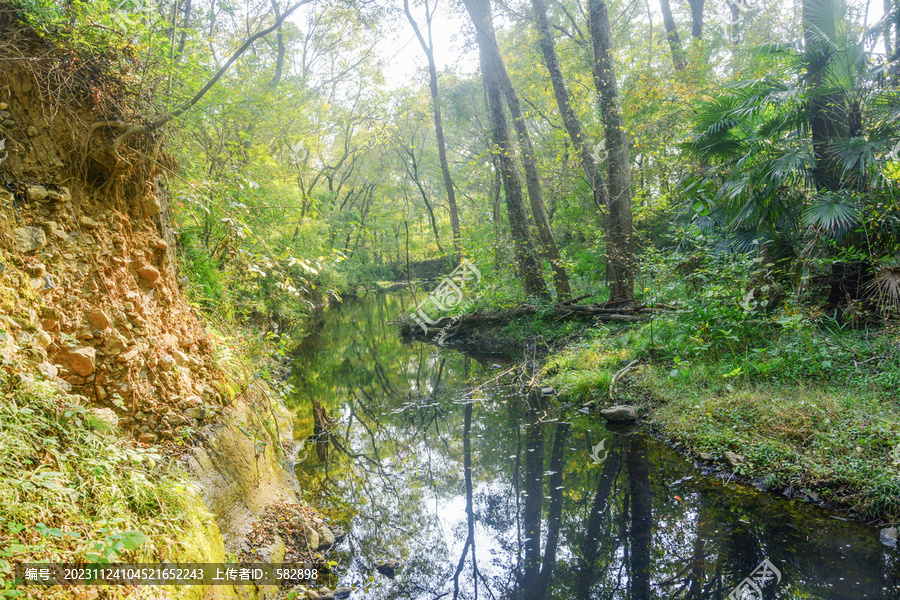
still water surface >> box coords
[286,293,899,599]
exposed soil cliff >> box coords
[1,8,331,599]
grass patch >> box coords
[539,312,900,520]
[0,372,222,599]
[641,366,900,518]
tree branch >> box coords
[94,0,314,154]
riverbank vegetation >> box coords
[0,365,225,600]
[541,245,900,519]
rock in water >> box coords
[376,559,399,579]
[13,227,47,253]
[600,405,639,423]
[316,525,336,549]
[881,527,898,548]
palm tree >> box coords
[681,0,900,309]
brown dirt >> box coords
[0,6,226,445]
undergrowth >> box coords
[541,247,900,520]
[0,371,214,599]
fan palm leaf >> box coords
[802,194,859,238]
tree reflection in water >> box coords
[287,293,900,600]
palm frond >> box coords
[802,194,859,238]
[866,265,900,309]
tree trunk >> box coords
[533,421,569,600]
[403,0,462,254]
[462,0,549,298]
[803,0,848,191]
[588,0,635,303]
[532,0,610,214]
[725,0,741,48]
[532,0,617,294]
[269,0,285,86]
[626,435,652,600]
[659,0,687,69]
[889,0,900,83]
[688,0,704,39]
[521,397,545,596]
[885,0,894,60]
[496,50,572,299]
[575,439,622,600]
[402,144,445,254]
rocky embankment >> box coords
[1,11,329,599]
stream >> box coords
[284,292,899,600]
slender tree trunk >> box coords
[588,0,635,303]
[270,0,285,86]
[890,0,900,83]
[532,421,569,600]
[575,439,622,600]
[496,50,571,298]
[175,0,192,62]
[659,0,687,69]
[402,145,445,254]
[521,397,544,595]
[403,0,462,254]
[725,0,741,48]
[688,0,704,39]
[532,0,609,213]
[532,0,618,293]
[885,0,894,59]
[462,0,549,298]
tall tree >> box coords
[659,0,687,70]
[403,0,462,254]
[803,0,848,191]
[530,0,613,290]
[688,0,704,39]
[494,35,572,298]
[588,0,635,303]
[462,0,549,298]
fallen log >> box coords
[398,302,652,341]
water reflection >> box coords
[286,293,900,600]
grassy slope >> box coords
[0,372,229,600]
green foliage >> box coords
[681,10,900,280]
[0,373,199,594]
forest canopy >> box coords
[4,0,899,323]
